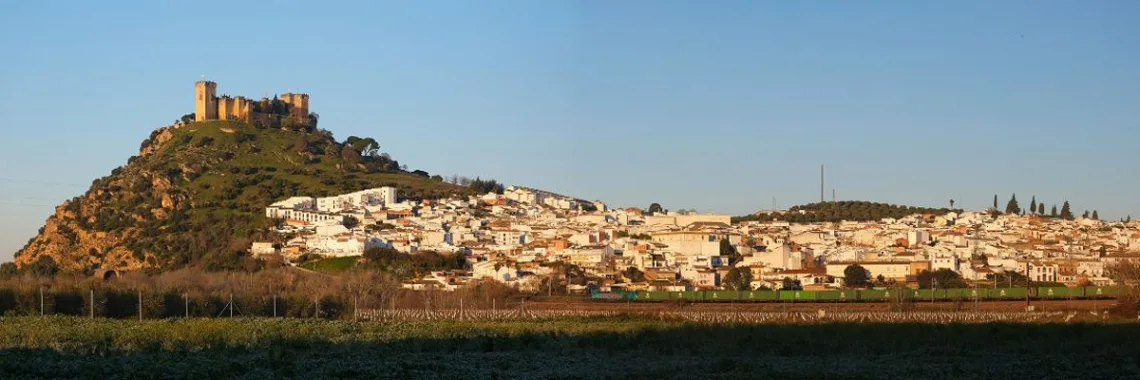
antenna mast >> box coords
[820,164,825,203]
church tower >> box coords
[194,80,218,121]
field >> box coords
[0,316,1137,379]
[296,256,358,274]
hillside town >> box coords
[254,186,1140,293]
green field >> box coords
[0,316,1136,379]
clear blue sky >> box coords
[2,1,1139,261]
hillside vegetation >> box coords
[734,201,962,224]
[14,120,469,273]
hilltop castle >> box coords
[194,80,309,123]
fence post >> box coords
[273,294,277,318]
[138,289,142,321]
[90,289,94,319]
[40,287,44,316]
[354,295,359,322]
[185,293,189,318]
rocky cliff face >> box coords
[15,120,463,272]
[16,126,184,271]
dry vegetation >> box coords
[0,267,517,319]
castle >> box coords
[194,80,309,122]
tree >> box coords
[722,267,752,290]
[1038,203,1045,215]
[340,146,362,163]
[1050,205,1058,218]
[1082,210,1090,219]
[342,216,360,230]
[24,256,59,277]
[993,195,998,210]
[1029,196,1037,215]
[987,271,1029,288]
[843,264,870,287]
[876,274,886,285]
[1004,194,1020,215]
[780,277,802,291]
[916,269,966,289]
[1092,210,1099,220]
[719,239,740,264]
[0,262,16,279]
[949,199,954,209]
[623,267,646,283]
[1060,201,1074,220]
[648,203,664,214]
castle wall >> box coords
[197,82,302,123]
[217,96,253,122]
[281,93,310,118]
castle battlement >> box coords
[194,80,309,123]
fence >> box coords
[0,286,1099,323]
[356,309,1076,323]
[0,287,351,319]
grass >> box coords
[0,316,1136,379]
[297,256,358,274]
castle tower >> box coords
[195,81,218,121]
[280,92,310,118]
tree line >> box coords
[733,201,961,224]
[993,194,1113,221]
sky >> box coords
[1,0,1139,261]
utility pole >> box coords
[273,295,277,318]
[138,290,143,321]
[90,289,94,319]
[229,293,234,318]
[185,293,189,318]
[1025,261,1031,311]
[39,287,44,316]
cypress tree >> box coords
[1029,196,1037,214]
[1092,210,1099,220]
[1037,203,1045,215]
[1004,194,1020,215]
[993,195,998,210]
[1060,201,1074,220]
[1050,205,1058,217]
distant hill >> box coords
[15,120,469,273]
[733,201,961,224]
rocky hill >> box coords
[15,120,467,272]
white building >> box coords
[316,187,398,212]
[931,255,959,272]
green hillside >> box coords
[15,120,468,272]
[733,201,962,224]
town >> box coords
[254,186,1139,293]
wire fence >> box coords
[0,287,1112,323]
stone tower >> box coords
[194,81,218,121]
[280,92,310,118]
